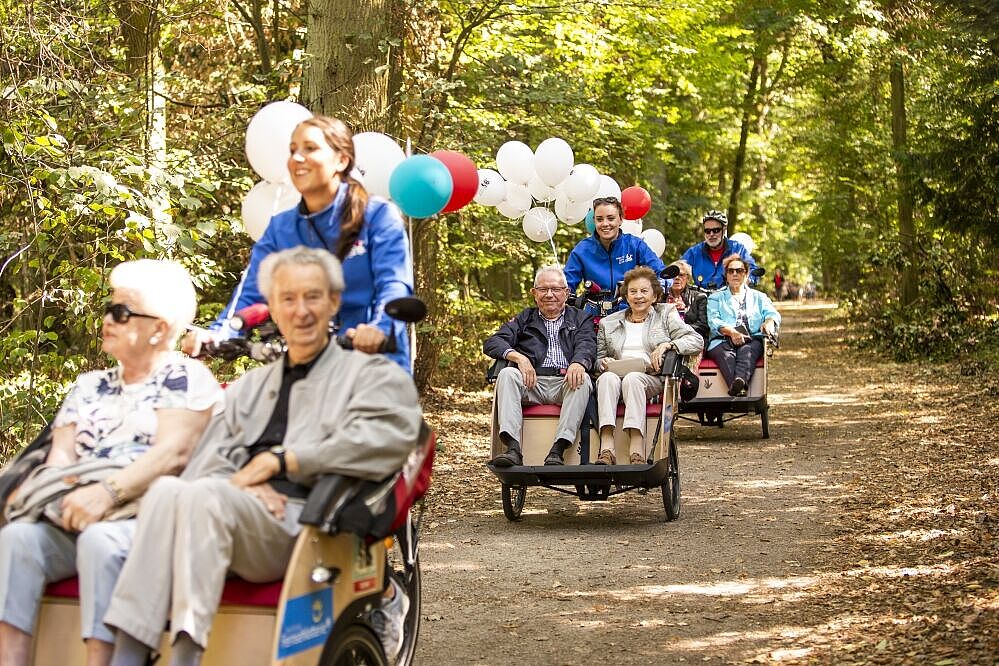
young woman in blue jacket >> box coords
[706,254,780,396]
[185,116,414,371]
[562,196,665,307]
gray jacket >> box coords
[184,342,422,484]
[597,303,704,365]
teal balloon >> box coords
[388,155,453,218]
[584,208,595,234]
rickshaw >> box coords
[485,352,687,523]
[3,298,433,665]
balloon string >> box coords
[548,233,559,267]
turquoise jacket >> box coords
[706,288,780,351]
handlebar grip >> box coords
[336,333,398,354]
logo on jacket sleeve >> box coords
[345,240,367,259]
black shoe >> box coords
[490,446,522,467]
[543,438,571,466]
[728,377,746,397]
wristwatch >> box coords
[268,445,287,477]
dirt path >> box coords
[415,303,998,665]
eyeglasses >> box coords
[105,302,158,324]
[703,227,724,235]
[726,267,747,275]
[533,287,568,295]
[592,196,620,207]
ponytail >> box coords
[334,176,370,260]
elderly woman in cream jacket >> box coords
[594,266,703,465]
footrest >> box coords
[487,460,669,489]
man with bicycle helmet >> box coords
[680,210,758,290]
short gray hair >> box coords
[669,259,693,280]
[258,246,345,300]
[109,259,197,342]
[533,264,567,288]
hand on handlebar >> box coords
[650,343,672,374]
[345,324,387,353]
[181,328,220,357]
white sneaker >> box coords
[370,578,410,662]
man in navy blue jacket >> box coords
[681,211,758,289]
[483,266,596,467]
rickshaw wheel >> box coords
[391,554,421,666]
[501,484,526,521]
[761,407,770,439]
[320,624,387,666]
[661,430,681,521]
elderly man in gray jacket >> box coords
[104,247,422,666]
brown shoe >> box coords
[594,449,616,465]
[630,453,645,465]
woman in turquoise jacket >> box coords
[706,254,780,396]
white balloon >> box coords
[554,191,588,224]
[497,199,526,219]
[562,163,600,202]
[621,220,643,236]
[522,207,558,243]
[533,138,574,187]
[641,228,667,257]
[594,174,622,201]
[503,182,533,213]
[241,181,302,241]
[352,132,405,199]
[245,101,313,184]
[495,141,535,185]
[527,173,557,203]
[474,168,507,206]
[729,232,757,252]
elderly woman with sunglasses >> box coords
[705,254,780,397]
[0,260,223,666]
[563,196,665,307]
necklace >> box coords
[627,312,648,323]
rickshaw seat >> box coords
[45,576,283,608]
[698,357,764,370]
[521,402,662,418]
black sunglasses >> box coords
[726,267,747,274]
[105,302,158,324]
[592,196,620,207]
[703,227,724,235]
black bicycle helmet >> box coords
[701,210,728,226]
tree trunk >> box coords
[301,0,395,131]
[728,43,764,235]
[411,217,439,393]
[890,58,918,306]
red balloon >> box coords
[430,150,478,213]
[621,186,652,220]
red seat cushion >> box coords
[45,576,283,608]
[523,403,662,418]
[699,357,764,370]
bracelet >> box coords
[101,479,126,507]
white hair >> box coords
[258,246,345,300]
[533,264,567,288]
[109,259,197,342]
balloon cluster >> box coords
[241,101,481,240]
[472,139,664,256]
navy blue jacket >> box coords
[483,306,596,371]
[681,238,758,289]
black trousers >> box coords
[706,338,763,388]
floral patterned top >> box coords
[53,353,224,462]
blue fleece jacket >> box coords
[212,182,414,371]
[706,287,780,351]
[563,232,666,296]
[681,238,758,289]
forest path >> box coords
[416,302,997,664]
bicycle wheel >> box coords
[387,518,422,666]
[501,483,526,521]
[661,429,681,521]
[320,624,387,666]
